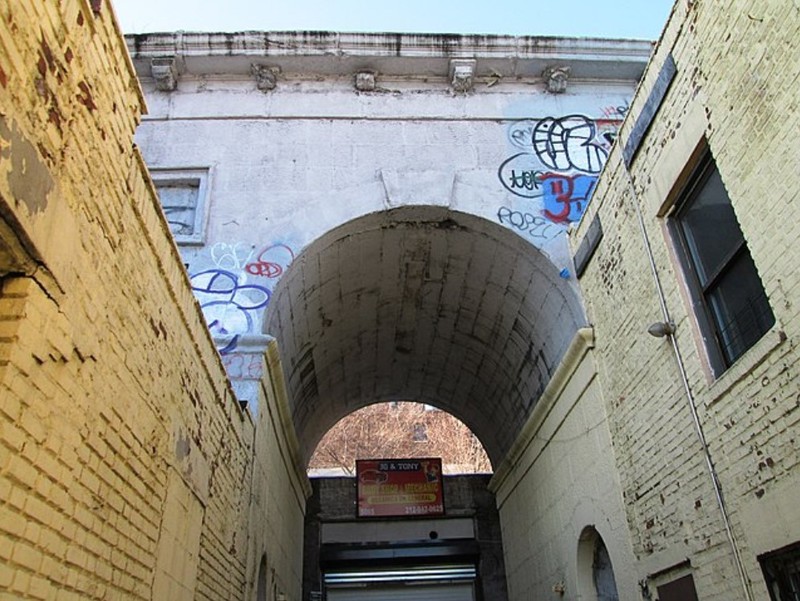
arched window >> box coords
[256,554,269,601]
[577,527,619,601]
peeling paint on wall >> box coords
[0,116,53,215]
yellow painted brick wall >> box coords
[573,0,800,598]
[0,1,306,600]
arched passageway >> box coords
[308,401,492,476]
[264,206,586,467]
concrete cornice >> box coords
[126,31,653,83]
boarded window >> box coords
[157,182,200,237]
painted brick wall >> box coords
[0,2,305,600]
[573,0,800,598]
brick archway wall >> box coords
[264,206,586,466]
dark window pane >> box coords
[760,542,800,601]
[593,537,619,601]
[672,152,774,373]
[657,574,699,601]
[678,165,742,285]
[706,250,775,364]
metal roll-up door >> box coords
[325,564,476,601]
[327,582,474,601]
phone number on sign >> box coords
[405,504,443,515]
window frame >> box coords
[668,152,774,377]
[150,167,211,246]
[759,541,800,601]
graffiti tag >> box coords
[210,242,254,272]
[245,243,295,278]
[507,121,536,151]
[497,207,564,242]
[222,353,264,379]
[190,269,271,355]
[498,114,622,226]
[540,173,598,224]
[498,153,545,199]
[532,115,608,174]
[601,99,629,120]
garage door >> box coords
[327,581,474,601]
[325,564,476,601]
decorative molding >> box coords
[543,65,570,93]
[250,63,280,92]
[150,57,179,91]
[449,59,476,92]
[354,71,376,92]
[127,33,653,85]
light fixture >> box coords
[647,321,676,338]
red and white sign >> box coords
[356,458,444,518]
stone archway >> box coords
[264,205,586,467]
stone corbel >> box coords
[449,59,476,93]
[354,71,377,92]
[251,64,281,92]
[543,66,570,94]
[150,57,179,92]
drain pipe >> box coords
[621,166,754,601]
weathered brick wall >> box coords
[573,0,800,598]
[0,2,305,599]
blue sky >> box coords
[113,0,675,40]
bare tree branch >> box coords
[308,402,492,475]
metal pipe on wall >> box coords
[620,165,754,601]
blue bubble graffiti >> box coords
[189,269,271,355]
[540,173,598,224]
